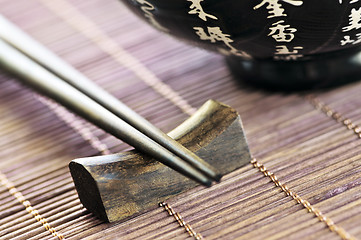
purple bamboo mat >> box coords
[1,0,361,239]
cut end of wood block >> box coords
[69,161,109,222]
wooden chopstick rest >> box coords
[70,100,251,222]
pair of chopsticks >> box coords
[0,15,221,186]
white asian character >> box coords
[136,0,169,32]
[343,7,361,32]
[351,33,361,44]
[218,47,252,59]
[274,45,303,60]
[268,20,297,42]
[254,0,303,18]
[187,0,218,21]
[194,26,233,43]
[340,35,355,45]
[193,27,252,59]
[339,0,360,3]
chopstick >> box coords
[0,15,221,186]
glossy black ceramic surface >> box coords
[121,0,361,89]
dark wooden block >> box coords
[69,100,251,222]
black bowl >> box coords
[121,0,361,90]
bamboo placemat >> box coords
[1,0,361,239]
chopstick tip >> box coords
[204,180,212,187]
[214,174,223,183]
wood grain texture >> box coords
[70,100,250,222]
[1,0,361,239]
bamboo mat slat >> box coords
[1,0,361,239]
